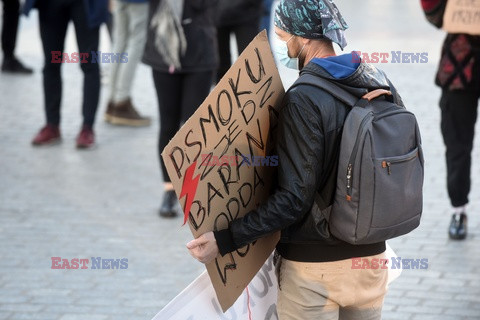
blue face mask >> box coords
[274,35,305,70]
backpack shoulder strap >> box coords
[289,73,359,107]
[288,74,357,211]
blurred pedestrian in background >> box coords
[421,0,480,240]
[215,0,262,82]
[142,0,218,218]
[104,0,151,127]
[1,0,32,74]
[24,0,109,149]
[99,1,114,85]
[261,0,274,35]
[106,0,114,40]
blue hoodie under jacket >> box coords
[311,52,361,80]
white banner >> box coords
[153,255,278,320]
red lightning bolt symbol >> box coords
[179,161,200,225]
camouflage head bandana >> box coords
[274,0,349,50]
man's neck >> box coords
[302,45,336,68]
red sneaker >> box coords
[31,125,61,146]
[76,126,95,149]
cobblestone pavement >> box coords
[1,1,479,319]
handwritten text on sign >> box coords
[161,31,284,312]
[443,0,480,34]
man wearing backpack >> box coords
[187,0,406,318]
[420,0,479,240]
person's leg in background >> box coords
[31,0,70,146]
[179,71,214,126]
[260,0,274,34]
[152,70,214,218]
[105,0,128,122]
[106,9,114,41]
[153,70,183,218]
[216,25,232,82]
[100,1,114,84]
[170,71,213,218]
[107,1,150,127]
[70,0,101,149]
[440,89,479,240]
[217,20,259,82]
[233,18,260,58]
[1,0,32,74]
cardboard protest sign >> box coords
[152,255,278,320]
[443,0,480,35]
[161,30,284,311]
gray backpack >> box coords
[292,74,424,245]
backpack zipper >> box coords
[381,152,418,175]
[345,112,373,201]
[346,163,353,201]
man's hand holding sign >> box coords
[187,231,218,264]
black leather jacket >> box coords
[215,60,403,262]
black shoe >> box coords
[449,213,467,240]
[159,190,180,218]
[2,57,33,74]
